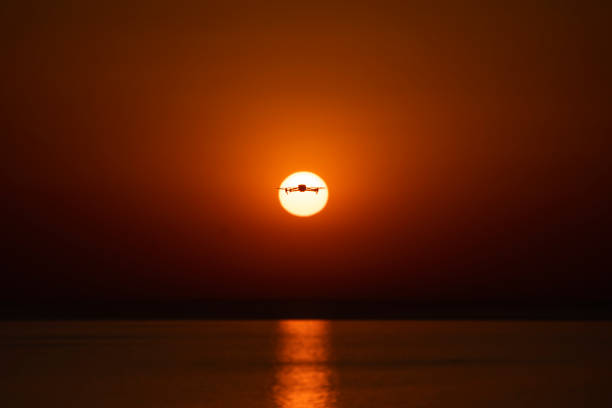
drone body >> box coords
[277,184,326,194]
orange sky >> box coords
[2,1,611,304]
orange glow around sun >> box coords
[278,172,328,217]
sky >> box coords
[1,1,611,308]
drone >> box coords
[276,184,326,194]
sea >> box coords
[1,320,611,407]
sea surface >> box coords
[1,320,611,407]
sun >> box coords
[278,171,328,217]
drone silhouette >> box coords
[276,184,326,194]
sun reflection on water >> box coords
[274,320,336,408]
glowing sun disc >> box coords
[278,171,328,217]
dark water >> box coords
[1,320,611,407]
